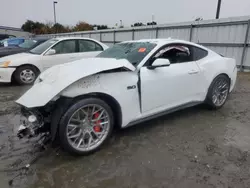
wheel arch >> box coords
[211,73,231,88]
[11,64,41,82]
[205,73,231,100]
[50,92,123,142]
[72,92,123,129]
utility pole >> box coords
[120,20,123,28]
[53,1,58,24]
[216,0,222,19]
[151,14,155,39]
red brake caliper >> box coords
[93,112,101,132]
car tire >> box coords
[14,65,39,85]
[59,97,114,155]
[205,74,230,109]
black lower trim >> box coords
[137,71,142,112]
[126,101,202,128]
[4,66,17,68]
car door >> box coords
[140,44,204,114]
[77,39,104,58]
[42,39,78,70]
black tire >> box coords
[205,74,230,109]
[13,65,39,85]
[59,98,114,155]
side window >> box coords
[154,45,192,64]
[78,40,103,52]
[52,40,76,54]
[191,46,208,60]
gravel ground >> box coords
[0,73,250,188]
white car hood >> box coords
[0,52,38,65]
[16,57,136,108]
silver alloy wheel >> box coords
[20,69,36,84]
[66,104,110,152]
[212,77,229,106]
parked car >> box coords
[0,37,108,84]
[0,34,16,40]
[16,38,237,156]
[0,37,25,47]
[0,38,49,58]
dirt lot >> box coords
[0,73,250,188]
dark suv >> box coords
[0,34,16,40]
[0,37,49,58]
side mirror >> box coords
[147,58,170,70]
[46,49,56,55]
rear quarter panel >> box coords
[197,51,237,99]
[61,71,141,127]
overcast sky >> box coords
[1,0,250,28]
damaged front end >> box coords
[17,97,73,142]
[17,103,55,139]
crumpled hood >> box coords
[40,57,135,84]
[16,57,135,108]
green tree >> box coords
[52,23,68,33]
[21,20,109,34]
[131,22,145,27]
[73,21,93,32]
[147,21,157,26]
[21,20,45,34]
[92,24,109,30]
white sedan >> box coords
[0,37,108,85]
[16,38,237,155]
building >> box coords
[0,26,31,38]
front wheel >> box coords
[59,98,114,155]
[205,74,230,109]
[13,65,39,85]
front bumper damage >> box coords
[16,97,73,142]
[17,107,49,139]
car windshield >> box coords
[29,39,58,55]
[97,42,157,66]
[18,39,37,49]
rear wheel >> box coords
[205,74,230,109]
[59,98,114,155]
[14,65,39,85]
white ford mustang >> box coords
[16,38,237,155]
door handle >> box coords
[188,70,199,74]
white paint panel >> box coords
[74,33,82,37]
[90,33,100,41]
[80,33,90,38]
[134,30,157,40]
[158,28,190,40]
[101,32,113,41]
[116,31,133,41]
[192,24,247,43]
